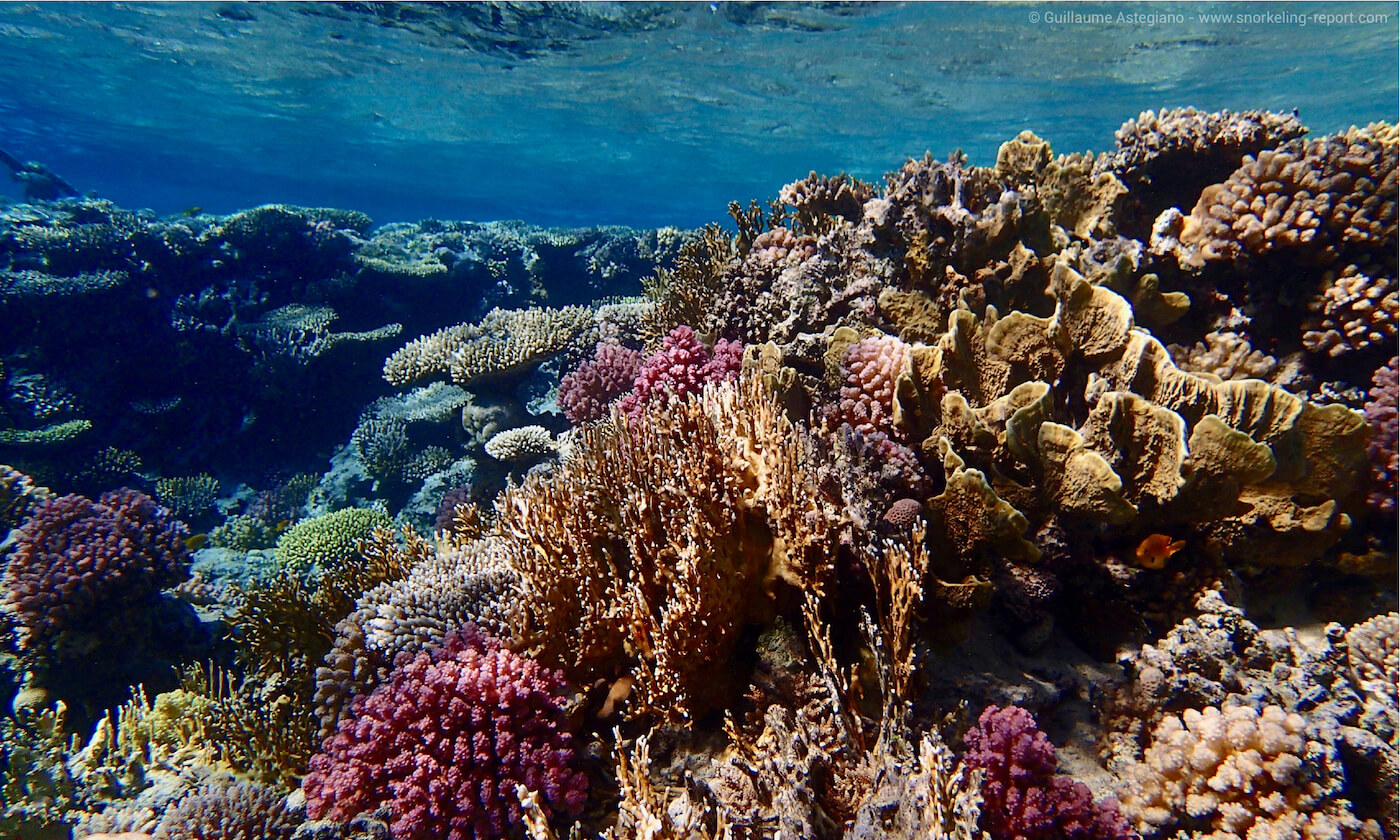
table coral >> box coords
[303,625,587,840]
[2,489,190,648]
[383,305,593,387]
[483,425,556,462]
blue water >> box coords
[0,1,1395,227]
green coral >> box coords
[273,507,393,572]
[0,419,92,447]
[209,514,281,552]
[154,473,220,518]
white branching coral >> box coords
[1119,703,1375,840]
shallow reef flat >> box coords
[0,107,1396,840]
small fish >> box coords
[273,518,292,532]
[1136,533,1185,569]
[179,206,202,217]
[184,533,208,551]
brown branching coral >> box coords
[497,375,840,720]
[641,224,735,345]
[779,171,878,232]
[1160,122,1398,359]
[176,664,315,788]
[207,525,421,781]
[1097,107,1309,221]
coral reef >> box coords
[0,107,1393,840]
[303,625,587,840]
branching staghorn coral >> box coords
[641,224,736,345]
[496,374,840,720]
[213,525,421,782]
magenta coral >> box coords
[559,340,645,425]
[303,624,588,840]
[963,705,1136,840]
[617,325,743,422]
[1364,356,1398,515]
[1,488,190,646]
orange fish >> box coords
[1136,533,1186,569]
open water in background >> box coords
[0,1,1395,227]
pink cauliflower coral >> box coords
[303,624,588,840]
[829,334,911,439]
[963,704,1136,840]
[2,488,190,647]
[559,340,645,425]
[618,325,743,422]
[1364,356,1398,515]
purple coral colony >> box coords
[0,106,1395,840]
